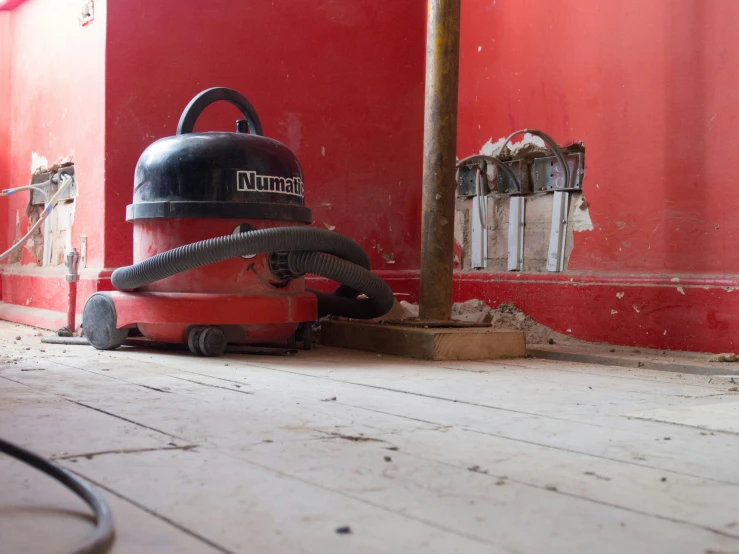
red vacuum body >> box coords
[119,216,316,349]
[83,88,393,356]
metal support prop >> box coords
[419,0,461,321]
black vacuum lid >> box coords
[127,87,312,223]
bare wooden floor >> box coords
[1,321,738,554]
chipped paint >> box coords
[611,309,618,315]
[616,292,624,299]
[676,286,685,295]
[572,195,593,232]
[453,202,468,267]
[479,132,546,157]
[321,220,335,231]
[671,277,680,283]
[633,305,640,313]
[31,152,48,173]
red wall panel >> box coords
[445,0,739,351]
[104,0,426,270]
[458,0,739,276]
[0,13,10,270]
[3,0,107,267]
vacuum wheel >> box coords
[187,326,227,357]
[83,293,129,350]
[292,322,313,351]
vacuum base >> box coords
[83,291,317,356]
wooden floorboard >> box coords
[1,322,739,553]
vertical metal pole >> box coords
[419,0,461,321]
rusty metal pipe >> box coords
[419,0,461,321]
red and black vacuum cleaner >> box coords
[83,87,394,356]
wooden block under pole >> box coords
[320,320,526,361]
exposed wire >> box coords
[0,173,73,263]
[498,129,571,192]
[457,130,572,196]
[456,153,522,193]
[0,437,114,554]
[1,184,50,201]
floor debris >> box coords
[711,353,738,363]
[394,299,577,345]
[327,432,382,443]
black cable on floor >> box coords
[0,437,115,554]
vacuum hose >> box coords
[110,227,395,319]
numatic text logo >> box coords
[236,171,304,198]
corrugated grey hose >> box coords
[110,227,395,319]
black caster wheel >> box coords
[199,327,227,357]
[300,322,313,351]
[83,293,129,350]
[187,326,204,355]
[188,326,226,357]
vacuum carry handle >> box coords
[177,87,263,136]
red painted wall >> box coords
[447,0,739,352]
[0,13,10,270]
[3,0,736,353]
[104,0,426,270]
[2,0,107,267]
[458,0,739,276]
[0,1,28,10]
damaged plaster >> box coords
[479,133,546,157]
[18,154,77,266]
[455,135,592,272]
[572,194,593,232]
[456,191,590,272]
[31,152,48,174]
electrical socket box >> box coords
[457,165,488,197]
[497,153,583,195]
[31,165,77,205]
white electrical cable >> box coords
[1,184,53,265]
[0,184,50,201]
[0,174,73,263]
